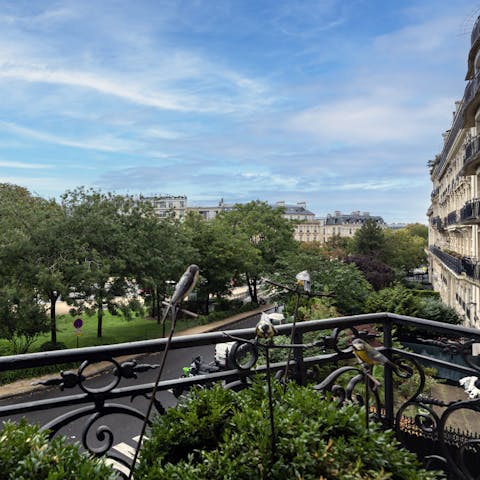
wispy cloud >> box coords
[0,121,139,153]
[0,159,52,169]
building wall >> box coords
[139,194,187,220]
[427,17,480,327]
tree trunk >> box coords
[204,295,210,315]
[155,286,161,324]
[97,299,103,338]
[246,274,258,304]
[50,292,57,344]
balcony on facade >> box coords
[461,134,480,176]
[447,210,458,226]
[466,16,480,80]
[460,198,480,224]
[429,245,480,282]
[430,216,444,231]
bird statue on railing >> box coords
[161,264,200,325]
[351,338,399,389]
[295,270,311,293]
[256,313,277,339]
[459,376,480,398]
[352,338,398,370]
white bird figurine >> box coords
[161,264,200,325]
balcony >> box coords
[429,245,464,275]
[462,135,480,175]
[467,16,480,80]
[447,210,458,226]
[2,314,480,478]
[430,216,444,230]
[429,245,480,282]
[460,198,480,224]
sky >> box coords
[0,0,478,224]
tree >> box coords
[61,188,142,337]
[0,286,49,354]
[0,184,70,345]
[351,219,387,260]
[384,228,427,272]
[124,205,195,324]
[271,250,372,316]
[403,223,428,240]
[183,212,258,314]
[219,201,297,304]
[300,234,351,260]
[345,254,394,290]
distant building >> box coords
[187,199,234,220]
[427,16,480,327]
[139,194,187,220]
[321,211,385,242]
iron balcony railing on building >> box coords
[463,135,480,176]
[460,198,480,224]
[429,245,464,275]
[447,210,459,226]
[431,216,444,230]
[2,314,480,479]
[429,245,480,282]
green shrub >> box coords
[137,382,442,479]
[0,419,116,479]
[39,341,67,351]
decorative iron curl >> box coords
[438,398,480,480]
[313,365,382,415]
[40,403,150,478]
[320,326,375,354]
[33,357,160,394]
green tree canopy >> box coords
[271,249,372,316]
[219,201,297,304]
[351,219,387,260]
[183,212,258,314]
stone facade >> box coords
[427,17,480,327]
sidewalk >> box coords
[0,305,271,400]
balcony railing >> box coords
[429,245,480,282]
[2,314,480,478]
[429,245,464,275]
[430,216,444,230]
[447,210,459,226]
[462,135,480,176]
[460,198,480,223]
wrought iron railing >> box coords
[429,245,480,282]
[463,135,480,174]
[2,314,480,479]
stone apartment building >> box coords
[427,17,480,327]
[138,194,187,220]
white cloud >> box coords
[0,121,139,153]
[0,160,52,169]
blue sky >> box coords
[0,0,477,223]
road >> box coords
[0,314,262,474]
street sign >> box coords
[73,318,83,329]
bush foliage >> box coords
[0,420,116,480]
[137,382,441,480]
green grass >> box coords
[36,311,206,349]
[0,311,208,355]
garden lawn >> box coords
[30,312,204,350]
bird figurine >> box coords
[295,270,311,293]
[351,338,397,370]
[459,376,480,399]
[161,264,200,325]
[256,313,277,339]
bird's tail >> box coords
[161,304,172,326]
